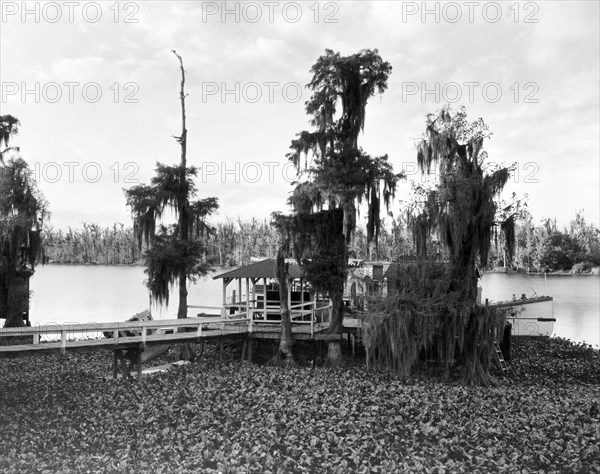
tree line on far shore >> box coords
[41,208,600,274]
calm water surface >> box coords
[481,273,599,348]
[29,265,224,324]
[28,265,600,348]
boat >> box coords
[102,309,153,339]
[485,294,555,337]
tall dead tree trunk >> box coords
[173,49,189,320]
[172,50,193,361]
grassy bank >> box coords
[1,337,599,473]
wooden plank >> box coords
[110,360,190,380]
[313,334,343,342]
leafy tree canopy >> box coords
[0,116,48,327]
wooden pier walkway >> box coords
[0,311,362,378]
[0,316,247,357]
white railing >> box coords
[290,300,318,337]
[0,317,249,355]
[191,299,333,337]
[2,299,338,355]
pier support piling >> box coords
[247,337,253,362]
[137,350,143,381]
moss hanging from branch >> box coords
[1,117,48,327]
[364,260,508,385]
[142,227,212,306]
[276,49,402,365]
[123,53,218,315]
[365,107,517,386]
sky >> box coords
[1,0,599,231]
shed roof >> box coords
[213,258,303,280]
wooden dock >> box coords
[0,317,248,357]
[0,313,362,378]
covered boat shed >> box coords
[212,258,311,320]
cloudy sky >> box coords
[1,1,599,231]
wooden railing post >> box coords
[60,330,67,355]
[311,301,315,337]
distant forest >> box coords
[42,211,600,274]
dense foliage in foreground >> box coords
[0,337,598,473]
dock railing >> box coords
[289,300,317,336]
[2,298,340,359]
[0,316,250,356]
[194,299,334,338]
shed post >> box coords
[263,277,267,319]
[222,279,228,317]
[287,276,292,322]
[245,278,250,312]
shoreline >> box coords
[44,261,144,267]
[43,261,600,276]
[487,268,600,276]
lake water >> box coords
[480,272,599,348]
[28,264,224,324]
[27,265,600,348]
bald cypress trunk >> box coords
[270,250,295,366]
[2,270,32,328]
[326,288,344,367]
[3,278,23,328]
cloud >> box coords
[2,1,598,229]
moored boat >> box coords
[485,294,555,337]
